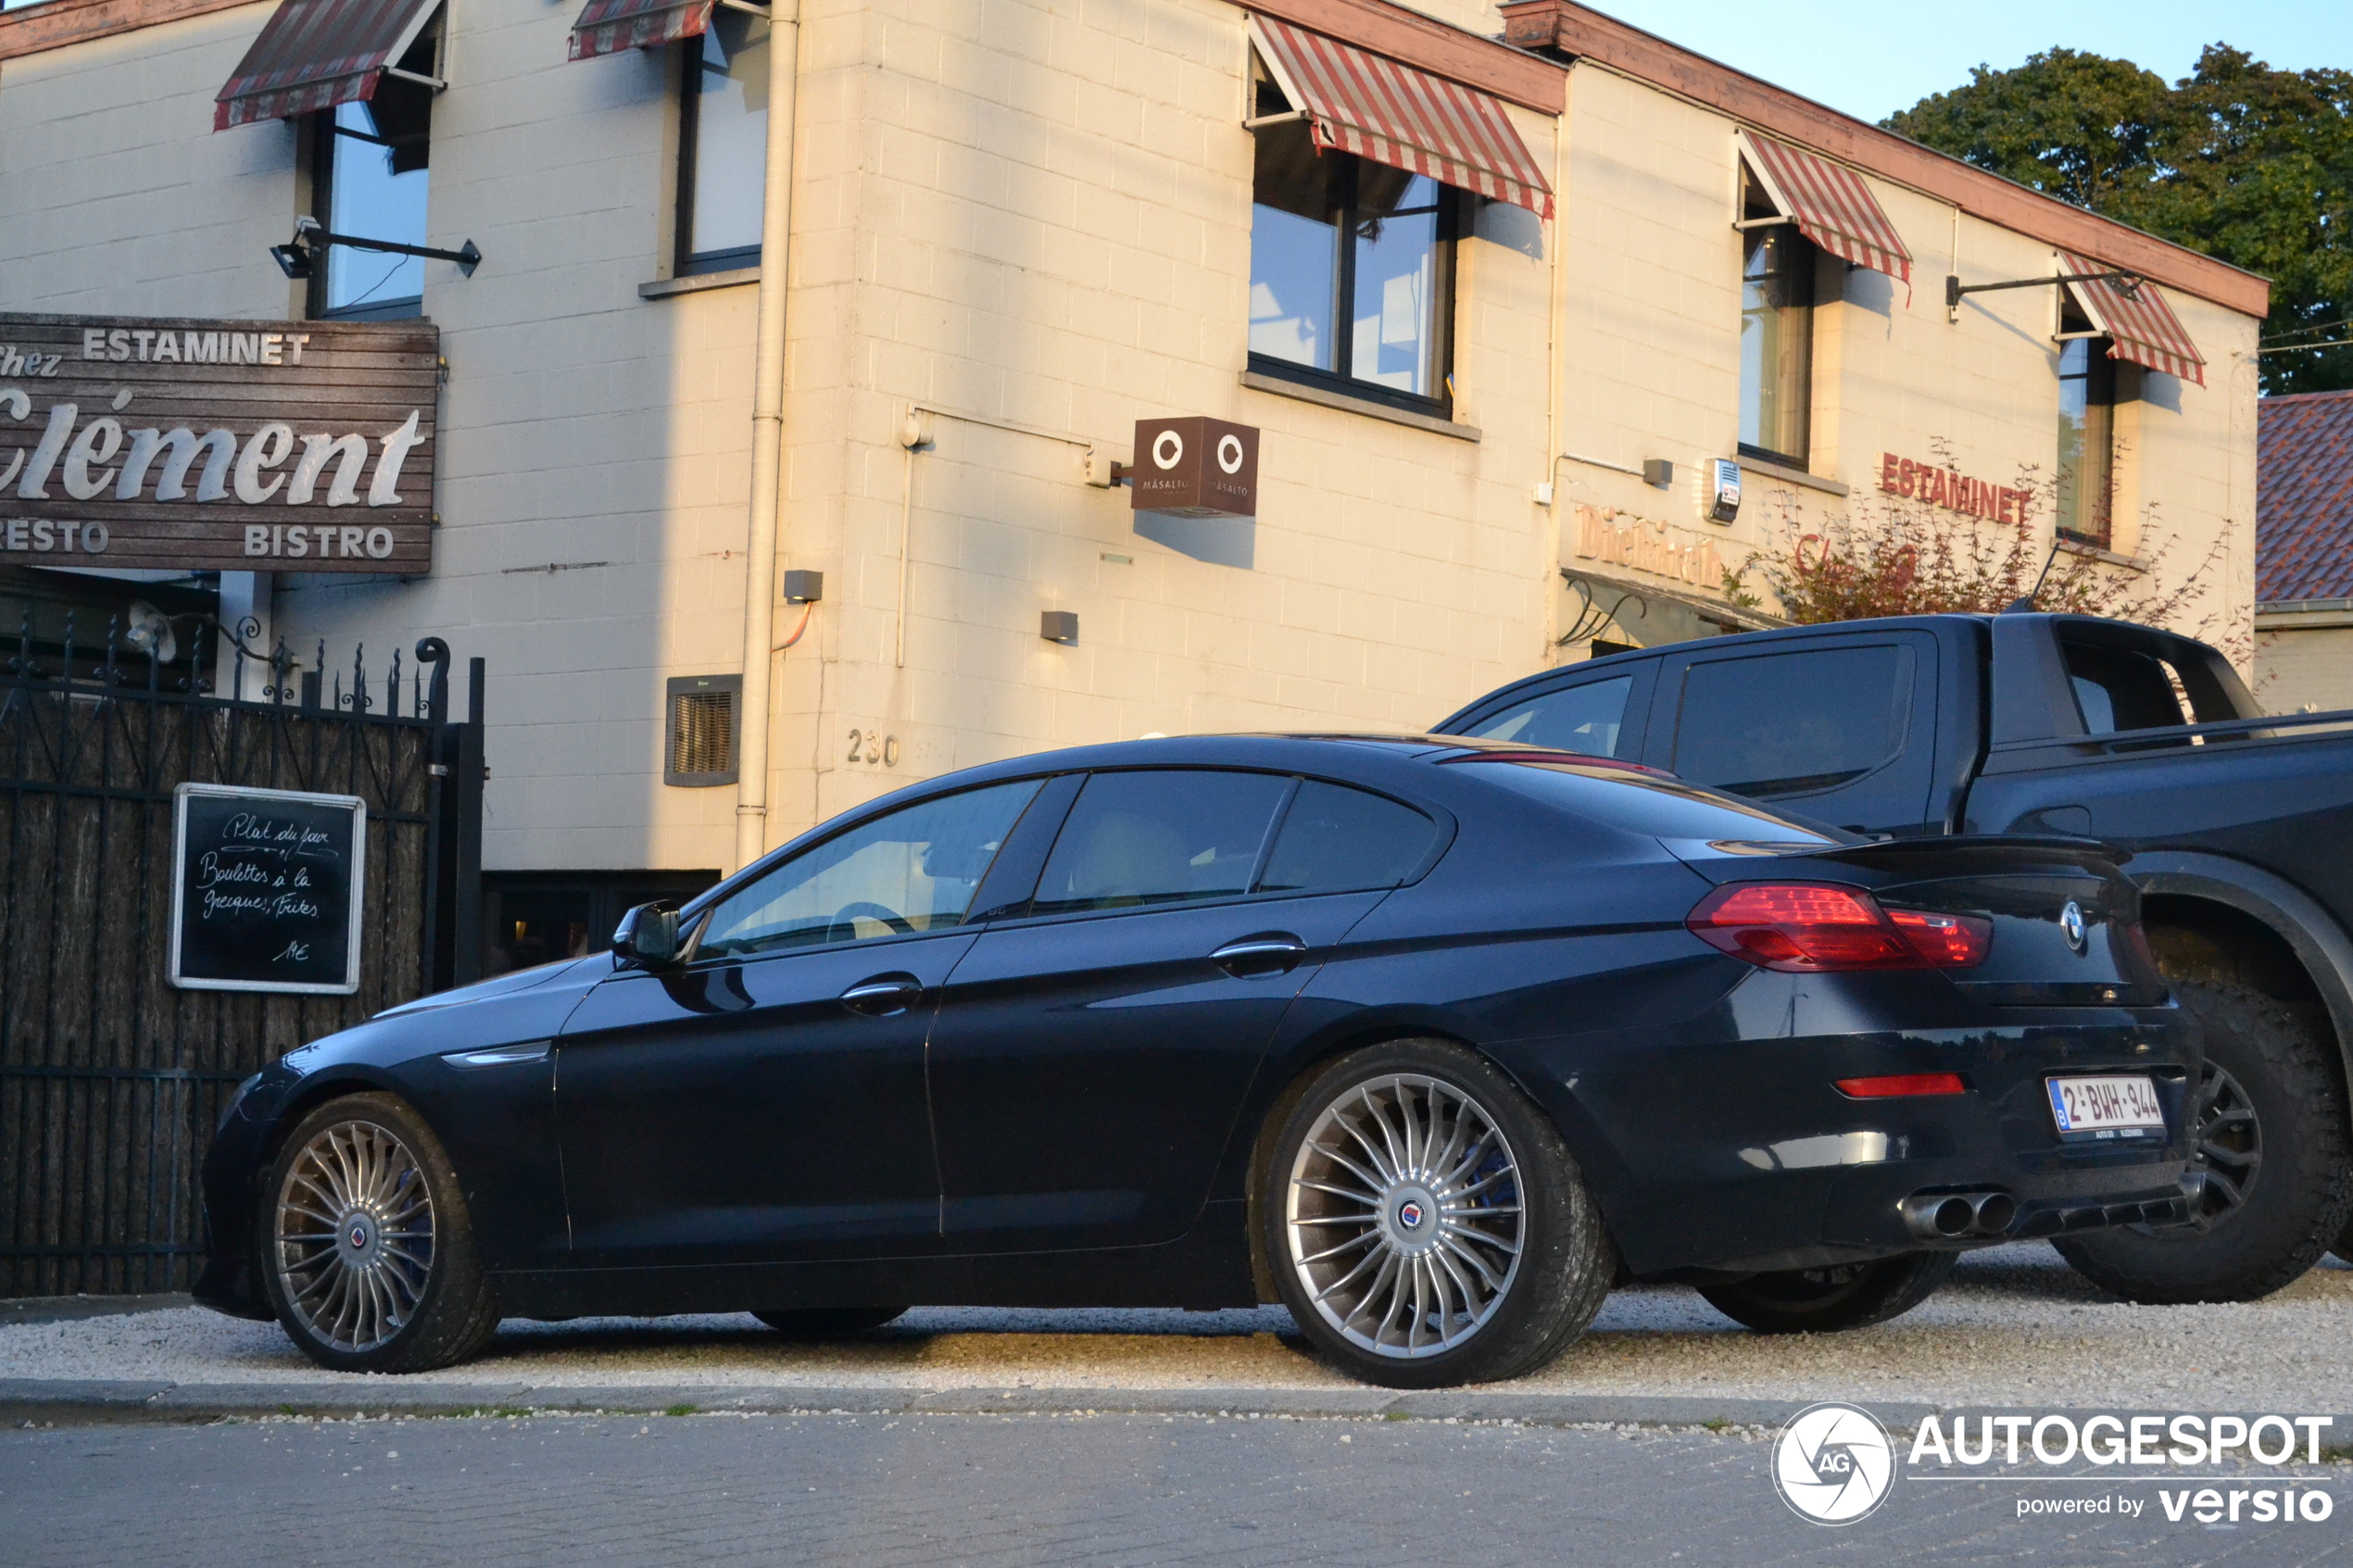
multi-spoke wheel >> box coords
[2058,980,2353,1304]
[260,1094,499,1373]
[1263,1040,1611,1388]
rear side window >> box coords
[1034,771,1290,915]
[1459,676,1631,757]
[2062,641,2185,734]
[1256,782,1438,893]
[1672,646,1912,797]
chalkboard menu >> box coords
[169,784,366,995]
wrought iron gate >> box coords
[0,618,484,1297]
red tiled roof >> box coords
[2259,390,2353,604]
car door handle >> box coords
[839,974,925,1016]
[1211,934,1309,978]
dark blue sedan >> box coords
[196,734,2200,1387]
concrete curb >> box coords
[0,1376,1847,1432]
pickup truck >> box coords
[1437,610,2353,1305]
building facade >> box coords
[2255,388,2353,714]
[0,0,2267,958]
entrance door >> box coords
[926,771,1439,1252]
[554,779,1043,1268]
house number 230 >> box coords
[846,730,900,767]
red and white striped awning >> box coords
[1736,131,1912,287]
[213,0,439,132]
[2061,252,2207,386]
[1248,16,1553,220]
[568,0,715,62]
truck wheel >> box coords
[2057,981,2352,1303]
[1698,1252,1956,1334]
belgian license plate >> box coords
[2047,1074,2166,1139]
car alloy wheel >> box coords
[272,1119,438,1355]
[1284,1073,1526,1359]
[2183,1059,2260,1230]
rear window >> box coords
[1462,759,1843,846]
[1459,675,1632,758]
[2062,641,2184,734]
[1671,646,1911,797]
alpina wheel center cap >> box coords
[1379,1185,1441,1255]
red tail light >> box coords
[1687,884,1993,972]
[1836,1073,1968,1098]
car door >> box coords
[925,769,1441,1253]
[1640,633,1940,835]
[553,778,1045,1269]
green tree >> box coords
[1886,45,2353,394]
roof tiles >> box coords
[2259,390,2353,605]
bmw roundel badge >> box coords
[2060,901,2087,953]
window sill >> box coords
[1737,454,1848,497]
[1239,370,1480,442]
[2056,537,2148,572]
[638,267,761,300]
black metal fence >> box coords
[0,616,482,1297]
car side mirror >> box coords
[612,902,682,969]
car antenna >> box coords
[2004,541,2066,614]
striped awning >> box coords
[213,0,439,132]
[2061,252,2207,386]
[1737,131,1912,287]
[1248,16,1553,220]
[569,0,715,61]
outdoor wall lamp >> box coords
[1040,610,1079,645]
[270,216,482,281]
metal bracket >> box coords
[1945,269,2141,325]
[380,65,447,90]
[271,215,482,280]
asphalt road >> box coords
[3,1411,2339,1567]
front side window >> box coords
[1672,646,1912,798]
[1033,771,1291,915]
[1739,225,1814,467]
[309,54,434,320]
[2056,337,2117,546]
[696,781,1040,957]
[1250,117,1453,409]
[1460,676,1634,757]
[676,11,770,275]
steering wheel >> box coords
[828,900,915,942]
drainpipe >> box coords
[733,0,802,873]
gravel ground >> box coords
[6,1244,2350,1411]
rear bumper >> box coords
[1501,985,2199,1277]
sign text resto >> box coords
[0,313,436,573]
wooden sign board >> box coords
[0,313,437,574]
[1129,416,1259,518]
[170,783,367,995]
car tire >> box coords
[1698,1252,1957,1334]
[259,1092,501,1374]
[751,1307,907,1336]
[1262,1038,1613,1389]
[2057,980,2353,1303]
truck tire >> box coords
[2057,981,2353,1303]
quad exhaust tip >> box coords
[1901,1189,2017,1240]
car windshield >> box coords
[1456,758,1845,847]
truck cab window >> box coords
[1460,676,1633,757]
[1672,646,1911,797]
[2062,642,2185,734]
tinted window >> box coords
[698,780,1040,957]
[1461,676,1632,757]
[1672,646,1911,797]
[1034,771,1290,915]
[1257,782,1438,893]
[2063,642,2185,734]
[1466,760,1841,845]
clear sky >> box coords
[1579,1,2353,125]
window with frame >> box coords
[307,27,437,320]
[1248,87,1455,413]
[2056,313,2118,546]
[1738,214,1814,469]
[675,9,770,276]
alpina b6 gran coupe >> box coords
[198,734,2198,1387]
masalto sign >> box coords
[0,314,436,573]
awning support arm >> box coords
[1945,270,2141,324]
